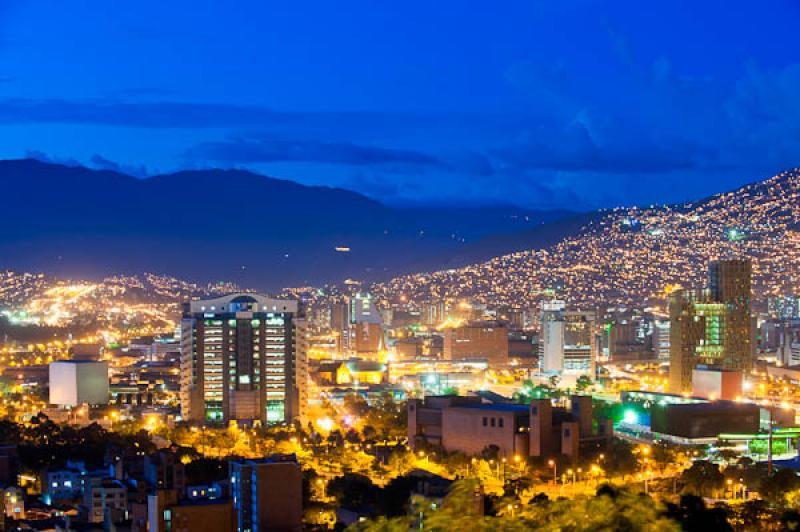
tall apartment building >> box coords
[669,260,752,393]
[180,294,307,426]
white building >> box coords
[49,361,109,407]
[539,301,597,376]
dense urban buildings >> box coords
[180,294,307,426]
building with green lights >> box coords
[669,260,752,393]
[180,294,307,426]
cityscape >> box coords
[0,1,800,531]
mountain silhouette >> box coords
[0,159,577,289]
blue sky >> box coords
[0,0,799,209]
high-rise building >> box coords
[180,294,307,426]
[653,320,671,362]
[349,293,382,324]
[539,301,597,375]
[540,301,566,373]
[669,260,752,393]
[229,455,302,532]
[329,294,385,357]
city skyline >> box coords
[1,3,800,530]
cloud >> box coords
[491,121,706,175]
[184,137,442,169]
[0,98,436,133]
[89,154,149,177]
[24,150,81,167]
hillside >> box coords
[375,169,800,309]
[0,159,575,288]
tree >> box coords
[761,469,800,507]
[604,439,637,480]
[680,460,724,498]
[480,445,500,462]
[664,495,732,532]
[575,375,593,393]
[651,441,677,474]
[327,473,381,511]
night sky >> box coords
[1,0,799,209]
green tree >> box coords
[761,469,800,507]
[680,461,725,498]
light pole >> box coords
[768,407,774,476]
[548,459,557,483]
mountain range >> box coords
[0,159,580,289]
[377,168,800,309]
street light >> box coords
[548,459,557,482]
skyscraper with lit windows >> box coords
[180,294,307,426]
[669,259,752,393]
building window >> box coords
[490,418,496,427]
[498,418,504,428]
[482,417,487,427]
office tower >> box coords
[180,294,307,426]
[669,260,752,393]
[540,301,566,372]
[229,455,302,532]
[563,310,597,375]
[539,301,597,375]
[349,293,382,324]
[653,320,670,362]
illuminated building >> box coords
[653,320,670,362]
[540,302,598,375]
[777,320,800,366]
[669,260,752,393]
[353,322,385,356]
[424,301,449,325]
[316,360,387,385]
[180,294,307,425]
[349,292,381,324]
[408,395,605,460]
[4,487,24,519]
[329,293,386,357]
[442,321,509,365]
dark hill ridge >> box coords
[0,159,577,288]
[378,167,800,309]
